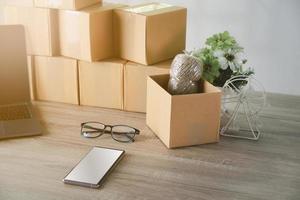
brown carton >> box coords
[79,59,125,110]
[146,74,221,148]
[2,0,34,7]
[114,3,186,65]
[124,60,171,113]
[34,56,79,104]
[58,3,125,62]
[35,0,101,10]
[4,6,59,56]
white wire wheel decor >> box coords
[220,75,266,140]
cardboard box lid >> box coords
[34,0,101,10]
[126,60,171,69]
[81,3,126,14]
[2,0,34,7]
[117,3,185,16]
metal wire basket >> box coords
[220,75,266,140]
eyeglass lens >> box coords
[81,123,137,142]
[81,122,105,138]
[111,126,136,142]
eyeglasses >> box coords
[81,122,140,143]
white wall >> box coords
[0,0,300,95]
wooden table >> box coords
[0,94,299,200]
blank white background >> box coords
[0,0,299,95]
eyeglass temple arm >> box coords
[82,125,111,134]
[84,125,140,134]
[83,125,139,141]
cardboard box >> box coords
[79,59,125,109]
[58,3,125,62]
[114,3,186,65]
[146,74,221,148]
[35,0,101,10]
[2,0,34,7]
[4,6,59,56]
[34,56,79,104]
[124,60,171,113]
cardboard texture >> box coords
[2,0,34,7]
[146,74,221,148]
[4,6,59,56]
[124,60,171,113]
[58,3,125,62]
[114,3,187,65]
[35,0,101,10]
[79,59,125,110]
[34,56,79,104]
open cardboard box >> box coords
[146,74,221,148]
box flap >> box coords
[149,74,221,97]
[74,0,101,10]
[146,75,172,147]
[35,0,101,10]
[3,0,34,7]
[120,3,184,16]
[82,3,125,13]
[148,74,172,96]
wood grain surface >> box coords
[0,93,299,200]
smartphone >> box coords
[63,146,125,188]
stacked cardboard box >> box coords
[58,3,125,62]
[114,3,187,65]
[4,6,59,56]
[124,60,172,113]
[79,59,125,109]
[3,2,223,148]
[3,1,187,112]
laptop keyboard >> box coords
[0,104,31,121]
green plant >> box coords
[193,48,219,83]
[192,31,254,87]
[206,31,241,51]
